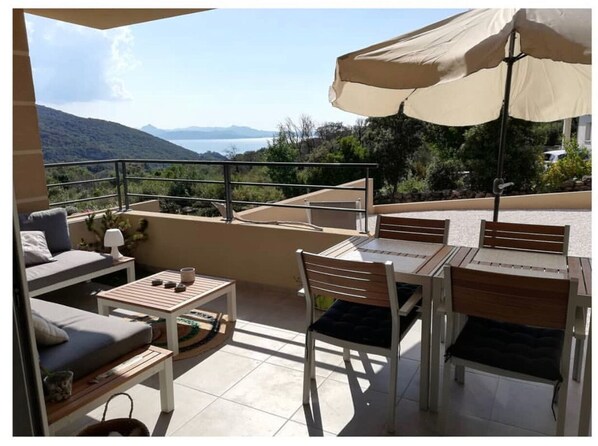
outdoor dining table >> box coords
[428,246,592,413]
[319,235,456,411]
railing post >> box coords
[223,163,233,222]
[364,168,370,234]
[122,161,130,210]
[114,161,122,211]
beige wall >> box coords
[238,178,374,224]
[373,191,591,214]
[13,10,49,213]
[67,211,351,290]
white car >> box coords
[544,149,567,165]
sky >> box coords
[24,8,469,132]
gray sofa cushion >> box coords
[31,298,152,379]
[19,208,72,254]
[26,250,113,292]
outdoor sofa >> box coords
[19,207,134,297]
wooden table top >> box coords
[97,270,235,313]
[448,246,592,298]
[321,235,455,278]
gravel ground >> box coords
[366,209,592,258]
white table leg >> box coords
[159,357,175,413]
[126,263,136,282]
[429,276,443,412]
[165,315,180,356]
[419,281,432,411]
[227,285,237,322]
[97,299,111,316]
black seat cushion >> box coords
[309,283,420,348]
[446,316,564,382]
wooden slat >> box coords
[483,229,565,243]
[378,230,445,244]
[450,266,570,329]
[484,221,566,235]
[305,270,389,294]
[379,224,445,235]
[309,284,390,308]
[483,236,564,253]
[46,346,172,424]
[303,252,388,276]
[450,247,478,268]
[580,257,592,296]
[417,245,454,275]
[379,216,447,228]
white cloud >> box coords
[26,17,139,104]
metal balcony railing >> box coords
[44,159,378,233]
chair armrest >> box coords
[399,287,422,317]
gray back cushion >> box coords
[19,208,71,253]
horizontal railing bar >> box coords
[126,176,224,185]
[47,177,117,188]
[230,181,366,191]
[45,159,120,167]
[127,193,226,204]
[231,200,367,213]
[103,159,378,168]
[50,194,117,206]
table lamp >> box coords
[104,229,124,260]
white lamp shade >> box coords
[104,229,124,247]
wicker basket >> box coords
[77,393,150,436]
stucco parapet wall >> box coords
[68,210,356,289]
[373,191,591,214]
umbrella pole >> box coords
[492,30,517,222]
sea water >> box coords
[169,137,273,156]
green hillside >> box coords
[37,105,226,163]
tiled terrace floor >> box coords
[46,277,588,437]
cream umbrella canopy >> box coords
[330,8,591,221]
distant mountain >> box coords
[36,106,227,163]
[141,124,276,140]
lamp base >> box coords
[110,246,124,260]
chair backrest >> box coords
[375,215,449,244]
[445,265,574,330]
[479,220,570,254]
[296,249,396,309]
[305,200,361,230]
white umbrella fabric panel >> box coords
[330,8,591,125]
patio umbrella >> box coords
[330,9,591,221]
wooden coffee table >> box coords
[97,270,236,355]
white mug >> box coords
[180,267,196,284]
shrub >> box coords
[541,140,591,192]
[426,159,465,191]
[79,209,148,256]
[396,176,428,194]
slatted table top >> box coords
[447,246,591,298]
[97,270,236,314]
[322,235,455,277]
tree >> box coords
[363,111,426,199]
[461,117,544,193]
[303,136,368,186]
[265,133,301,198]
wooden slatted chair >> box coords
[296,249,422,433]
[441,266,577,436]
[376,215,450,244]
[478,220,586,382]
[479,220,570,254]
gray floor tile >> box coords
[222,362,305,418]
[172,398,286,436]
[176,350,262,396]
